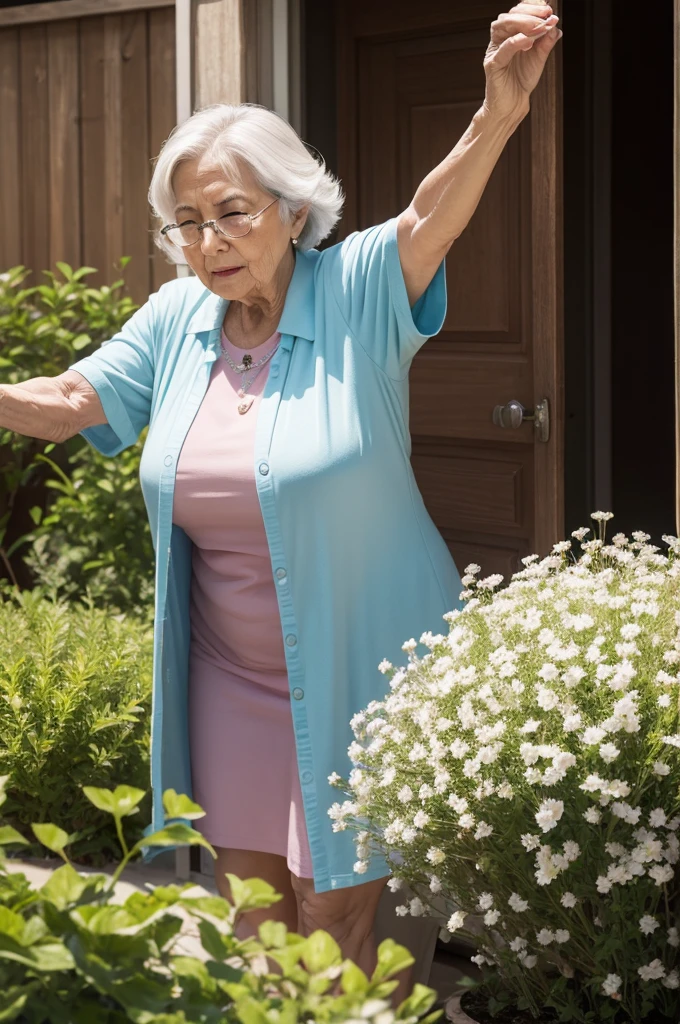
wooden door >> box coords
[336,0,563,578]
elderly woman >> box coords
[0,3,560,978]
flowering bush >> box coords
[331,515,680,1023]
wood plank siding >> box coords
[0,4,177,304]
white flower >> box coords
[409,897,425,917]
[426,847,446,865]
[477,893,495,911]
[663,734,680,748]
[611,801,641,824]
[649,808,667,828]
[449,739,470,759]
[560,892,577,908]
[397,786,413,804]
[458,813,475,830]
[378,659,393,674]
[520,719,541,734]
[535,799,564,833]
[649,863,674,886]
[536,928,555,946]
[508,893,529,913]
[401,638,417,653]
[413,810,429,829]
[521,833,541,851]
[602,974,622,996]
[582,726,606,745]
[448,794,468,814]
[484,909,501,926]
[638,959,666,982]
[668,927,680,948]
[474,821,493,840]
[654,761,671,777]
[663,970,680,990]
[658,693,672,708]
[584,803,601,823]
[386,877,402,892]
[639,915,660,935]
[522,955,538,969]
[354,860,368,874]
[596,876,612,894]
[536,685,559,711]
[599,743,620,763]
[592,511,614,522]
[447,911,466,933]
[554,929,570,944]
[395,905,408,917]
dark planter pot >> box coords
[446,993,558,1024]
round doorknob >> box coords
[492,399,527,429]
[492,398,550,442]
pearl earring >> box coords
[292,237,298,246]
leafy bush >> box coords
[0,262,143,604]
[0,584,152,866]
[333,515,680,1023]
[21,440,154,620]
[0,778,440,1023]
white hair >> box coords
[148,103,344,262]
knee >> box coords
[292,876,384,945]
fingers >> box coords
[491,10,559,45]
[491,21,560,68]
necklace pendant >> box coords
[238,395,255,414]
[242,354,253,370]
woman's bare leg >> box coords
[212,847,298,937]
[290,874,411,1003]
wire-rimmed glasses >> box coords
[161,197,279,248]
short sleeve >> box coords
[322,217,447,379]
[67,294,157,457]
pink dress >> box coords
[172,328,313,877]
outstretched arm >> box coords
[397,1,562,305]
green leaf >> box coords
[372,938,415,981]
[302,929,342,973]
[55,262,74,281]
[96,477,115,493]
[162,789,207,822]
[258,919,288,948]
[71,334,91,351]
[39,863,91,910]
[399,983,439,1018]
[28,506,43,525]
[71,904,136,934]
[31,822,69,854]
[0,825,29,847]
[82,784,145,818]
[72,266,97,281]
[233,996,269,1024]
[131,823,216,856]
[225,874,282,912]
[342,959,369,994]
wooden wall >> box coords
[0,4,177,306]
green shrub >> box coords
[0,779,440,1023]
[0,585,152,866]
[0,262,144,605]
[21,439,154,621]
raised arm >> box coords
[397,1,562,305]
[0,371,107,444]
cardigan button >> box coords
[275,567,287,581]
[164,455,173,466]
[301,769,314,785]
[258,461,269,476]
[285,633,297,647]
[292,687,304,700]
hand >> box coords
[483,2,562,122]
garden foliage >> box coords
[333,516,680,1023]
[0,584,153,866]
[0,263,153,615]
[0,777,439,1023]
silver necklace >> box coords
[221,343,275,375]
[221,338,281,414]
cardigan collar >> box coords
[185,248,316,342]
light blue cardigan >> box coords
[68,218,462,892]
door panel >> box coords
[336,0,563,578]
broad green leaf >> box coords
[258,919,287,948]
[28,506,42,525]
[342,959,369,994]
[55,262,74,280]
[225,874,282,912]
[96,478,115,493]
[0,934,74,971]
[372,938,415,981]
[0,825,29,846]
[39,863,90,910]
[82,784,145,818]
[302,930,342,974]
[162,789,207,822]
[71,904,137,935]
[398,983,438,1018]
[131,823,216,856]
[178,895,230,921]
[0,907,26,942]
[31,822,69,854]
[71,334,91,351]
[233,996,269,1024]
